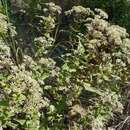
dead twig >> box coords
[114,116,130,130]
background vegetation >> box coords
[0,0,130,130]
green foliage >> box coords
[55,6,130,129]
[0,1,130,130]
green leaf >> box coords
[0,101,9,107]
[83,83,102,95]
[102,75,109,81]
[14,119,26,125]
[77,42,85,55]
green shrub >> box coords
[55,6,130,129]
[0,2,60,130]
[0,1,130,130]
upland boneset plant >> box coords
[0,1,130,130]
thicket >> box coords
[81,0,130,31]
[0,0,130,130]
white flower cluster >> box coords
[44,2,62,14]
[0,13,8,35]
